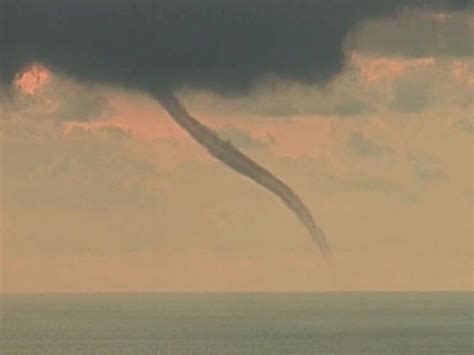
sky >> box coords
[0,3,473,292]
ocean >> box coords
[1,292,472,354]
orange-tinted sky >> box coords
[1,8,472,293]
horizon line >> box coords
[1,289,472,296]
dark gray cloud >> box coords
[348,132,394,157]
[53,88,108,122]
[2,0,470,95]
[390,77,433,113]
[330,98,371,117]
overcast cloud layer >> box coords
[1,0,471,94]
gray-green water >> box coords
[1,292,472,354]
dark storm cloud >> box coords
[1,0,470,255]
[1,0,469,94]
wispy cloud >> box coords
[348,132,393,157]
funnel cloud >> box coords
[156,92,329,254]
[1,0,470,254]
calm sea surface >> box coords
[1,292,472,354]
